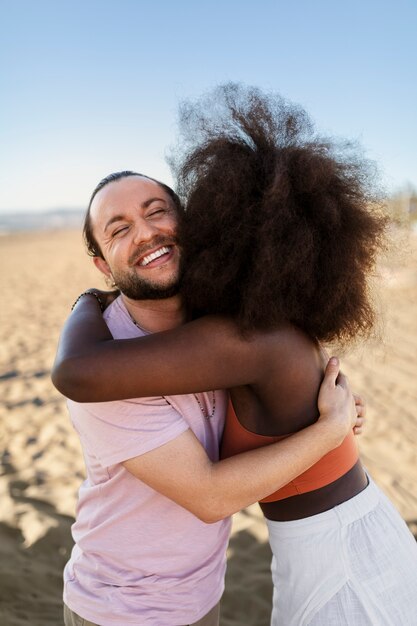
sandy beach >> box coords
[1,228,416,626]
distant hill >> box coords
[0,209,85,234]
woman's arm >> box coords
[52,294,277,402]
[52,295,367,437]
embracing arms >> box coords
[54,295,362,520]
[52,293,365,431]
[123,357,357,522]
[53,294,285,401]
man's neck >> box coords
[121,294,186,333]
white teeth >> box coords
[139,246,170,266]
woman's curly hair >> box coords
[172,84,388,344]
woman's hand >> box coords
[72,288,120,311]
[89,288,119,309]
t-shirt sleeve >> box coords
[68,396,189,467]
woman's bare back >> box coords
[226,325,368,521]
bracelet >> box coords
[71,291,105,312]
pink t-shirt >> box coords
[64,297,231,626]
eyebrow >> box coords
[103,196,168,232]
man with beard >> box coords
[55,171,359,626]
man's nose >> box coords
[132,217,159,245]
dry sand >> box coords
[0,228,416,626]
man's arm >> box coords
[123,359,357,522]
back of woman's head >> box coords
[172,83,388,345]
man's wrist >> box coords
[311,417,346,449]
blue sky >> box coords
[1,0,416,212]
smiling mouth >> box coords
[138,246,172,267]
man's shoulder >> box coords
[104,296,144,340]
[67,394,183,417]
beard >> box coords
[112,268,181,300]
[109,235,182,300]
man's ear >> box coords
[93,256,113,279]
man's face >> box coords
[90,176,181,300]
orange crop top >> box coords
[220,400,359,503]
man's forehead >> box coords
[90,176,171,223]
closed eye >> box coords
[148,208,167,217]
[112,226,129,237]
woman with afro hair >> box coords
[53,85,417,625]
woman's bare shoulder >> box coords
[253,323,324,394]
[250,323,319,360]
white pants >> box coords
[266,476,417,625]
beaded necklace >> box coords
[193,390,216,420]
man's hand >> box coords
[353,393,366,435]
[317,357,357,445]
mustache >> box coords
[128,235,179,266]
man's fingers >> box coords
[335,371,349,390]
[323,357,340,387]
[355,404,365,418]
[354,394,366,418]
[354,415,364,434]
[323,358,351,391]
